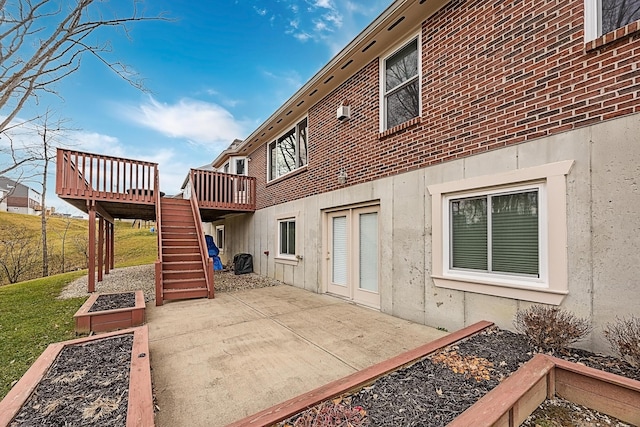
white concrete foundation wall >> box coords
[221,113,640,354]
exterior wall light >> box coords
[337,169,348,185]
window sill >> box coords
[266,165,308,187]
[585,20,640,52]
[275,256,299,266]
[432,275,567,305]
[378,116,421,140]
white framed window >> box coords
[277,218,296,259]
[585,0,640,41]
[444,184,546,287]
[268,118,308,181]
[428,160,574,305]
[380,35,421,131]
[215,225,225,253]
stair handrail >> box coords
[188,173,215,299]
[154,171,164,306]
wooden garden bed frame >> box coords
[74,290,145,334]
[0,326,154,427]
[227,320,640,427]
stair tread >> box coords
[163,277,206,283]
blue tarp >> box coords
[205,235,223,271]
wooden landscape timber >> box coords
[0,326,153,427]
[74,290,145,334]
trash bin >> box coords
[233,253,253,275]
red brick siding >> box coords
[251,0,640,210]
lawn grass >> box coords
[0,215,158,400]
[0,271,87,399]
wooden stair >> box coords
[157,198,211,303]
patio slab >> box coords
[147,284,448,427]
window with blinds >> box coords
[279,219,296,256]
[450,189,539,277]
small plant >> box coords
[282,399,368,427]
[604,315,640,367]
[513,305,592,352]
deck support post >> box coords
[104,221,111,276]
[87,201,96,293]
[110,222,115,270]
[98,216,104,283]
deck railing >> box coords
[190,169,256,211]
[188,175,215,299]
[56,148,159,204]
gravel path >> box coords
[58,265,283,303]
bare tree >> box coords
[0,0,167,134]
[29,109,70,277]
[53,215,73,273]
[0,225,40,284]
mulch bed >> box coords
[279,326,639,427]
[88,292,136,313]
[9,335,133,427]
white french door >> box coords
[326,205,380,308]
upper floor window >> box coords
[585,0,640,40]
[382,37,420,130]
[268,118,308,181]
[236,159,246,175]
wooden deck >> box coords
[55,148,256,299]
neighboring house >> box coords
[0,177,42,215]
[0,188,7,212]
[207,0,640,354]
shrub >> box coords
[604,316,640,367]
[513,305,592,352]
[284,400,368,427]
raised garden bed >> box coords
[227,320,640,427]
[74,290,145,334]
[0,326,153,427]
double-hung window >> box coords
[448,186,542,279]
[585,0,640,41]
[278,218,296,257]
[268,118,308,181]
[382,37,420,130]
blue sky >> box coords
[4,0,390,214]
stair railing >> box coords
[187,177,215,299]
[154,172,164,306]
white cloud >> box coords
[252,0,386,52]
[122,97,249,149]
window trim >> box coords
[267,117,309,182]
[379,33,422,132]
[427,160,574,305]
[443,183,548,288]
[584,0,640,42]
[215,225,225,254]
[275,212,299,263]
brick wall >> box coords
[252,0,640,210]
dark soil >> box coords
[280,327,639,427]
[88,292,135,313]
[9,334,133,427]
[521,397,632,427]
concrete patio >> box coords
[147,284,448,426]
